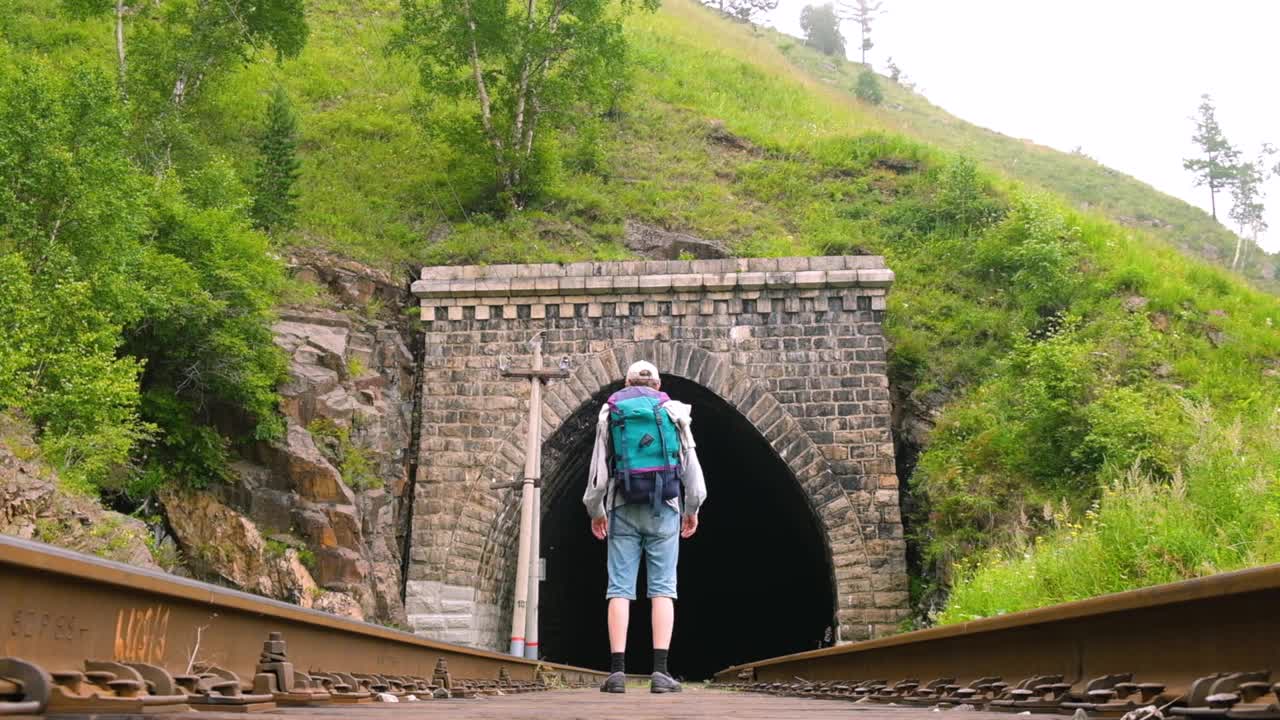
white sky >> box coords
[761,0,1280,251]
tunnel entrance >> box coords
[538,375,837,680]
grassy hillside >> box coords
[767,31,1279,290]
[5,0,1280,624]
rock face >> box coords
[623,219,730,260]
[161,251,418,627]
[287,248,406,309]
[0,416,158,569]
[161,486,361,618]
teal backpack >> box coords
[606,386,682,510]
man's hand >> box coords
[591,515,608,540]
[680,513,698,539]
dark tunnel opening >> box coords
[538,375,836,680]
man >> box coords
[583,360,706,694]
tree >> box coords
[800,4,845,56]
[250,85,302,232]
[61,0,309,171]
[726,0,778,25]
[0,60,285,495]
[885,55,915,90]
[61,0,131,91]
[854,68,883,105]
[394,0,657,212]
[1227,146,1275,270]
[837,0,883,65]
[62,0,307,106]
[1182,94,1239,222]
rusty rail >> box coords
[714,563,1280,716]
[0,535,605,715]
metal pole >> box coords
[508,338,542,657]
[524,373,543,660]
[524,481,541,659]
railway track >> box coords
[0,535,605,716]
[713,562,1280,717]
[5,532,1280,718]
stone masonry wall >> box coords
[407,256,909,649]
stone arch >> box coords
[406,256,908,653]
[467,342,873,658]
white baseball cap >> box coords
[626,360,660,383]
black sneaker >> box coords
[600,671,626,693]
[650,672,682,694]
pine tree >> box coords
[1182,94,1238,222]
[837,0,883,65]
[250,85,302,232]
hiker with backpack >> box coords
[583,360,707,694]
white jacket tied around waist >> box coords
[582,400,707,520]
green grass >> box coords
[941,401,1280,622]
[8,0,1280,624]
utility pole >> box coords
[498,333,569,658]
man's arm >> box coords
[664,402,707,519]
[581,408,611,521]
[680,445,707,518]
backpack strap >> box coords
[608,406,632,497]
[652,399,670,513]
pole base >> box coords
[524,644,538,660]
[509,640,525,657]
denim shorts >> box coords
[606,502,680,600]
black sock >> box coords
[653,648,669,675]
[610,652,626,674]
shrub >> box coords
[912,309,1192,580]
[566,117,608,176]
[134,389,232,493]
[346,356,367,379]
[0,60,284,498]
[968,193,1083,315]
[854,69,883,105]
[307,418,382,491]
[934,158,1004,234]
[940,402,1280,622]
[297,548,317,571]
[0,256,149,494]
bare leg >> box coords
[608,597,630,653]
[651,597,674,650]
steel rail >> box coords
[714,561,1280,697]
[0,535,605,688]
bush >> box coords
[968,193,1083,315]
[0,258,147,496]
[912,308,1190,580]
[934,158,1004,234]
[0,60,283,497]
[307,418,382,491]
[566,117,608,176]
[940,402,1280,622]
[854,69,883,105]
[134,389,232,493]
